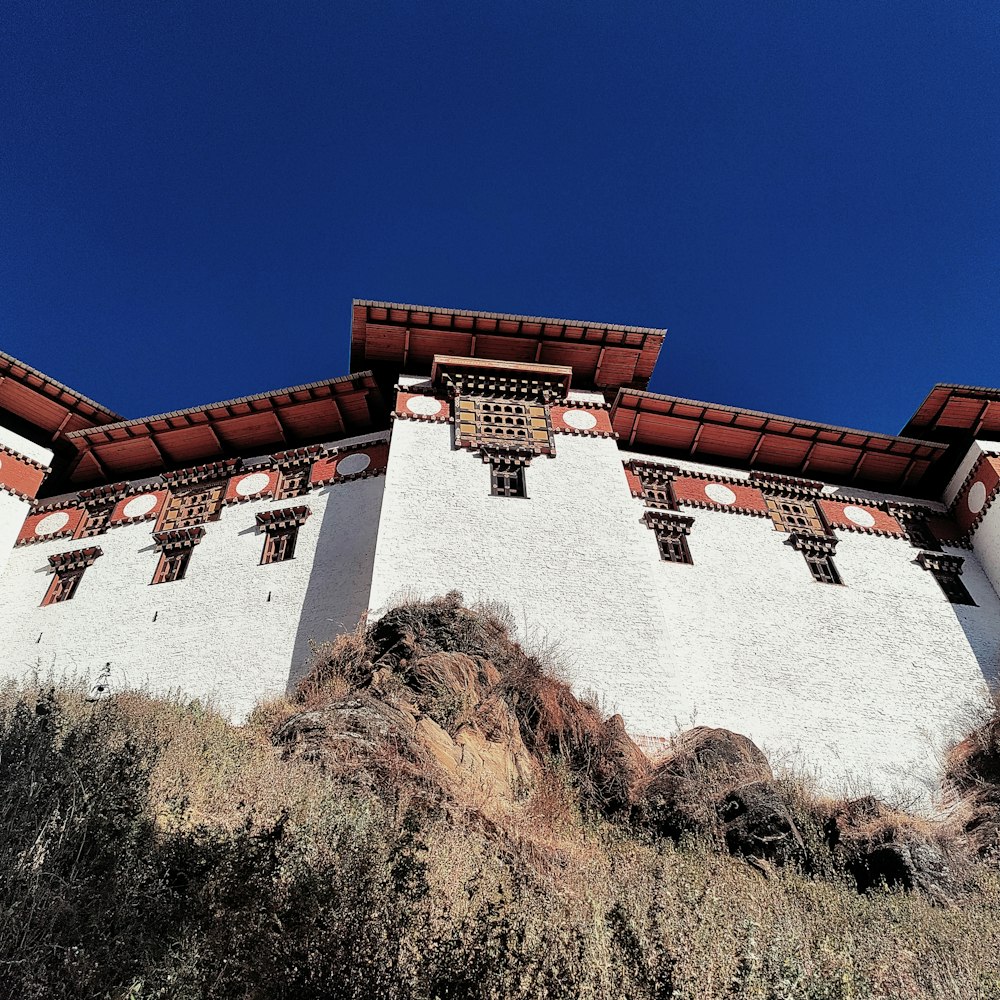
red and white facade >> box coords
[1,302,999,804]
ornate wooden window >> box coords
[77,505,114,538]
[151,527,205,584]
[257,506,311,564]
[275,465,311,499]
[42,547,102,606]
[765,495,826,535]
[159,482,225,531]
[634,463,678,509]
[790,532,842,585]
[643,511,694,564]
[889,508,941,551]
[455,396,552,453]
[917,551,975,605]
[490,457,527,498]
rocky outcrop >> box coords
[824,796,955,900]
[634,727,804,864]
[282,594,961,898]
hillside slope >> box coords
[2,594,1000,999]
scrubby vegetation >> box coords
[3,593,1000,999]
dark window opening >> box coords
[152,549,192,585]
[78,506,113,538]
[905,518,941,551]
[42,567,85,605]
[490,459,527,498]
[804,551,842,585]
[261,526,298,564]
[931,568,976,605]
[656,529,693,564]
[276,466,311,499]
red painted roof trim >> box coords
[613,389,948,492]
[350,299,665,390]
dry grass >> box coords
[2,598,1000,998]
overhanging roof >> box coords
[64,372,383,485]
[613,389,948,492]
[0,350,122,440]
[902,383,1000,439]
[351,299,665,390]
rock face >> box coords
[280,595,961,898]
[635,728,803,864]
[825,797,955,900]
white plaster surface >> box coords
[123,494,159,518]
[0,425,53,467]
[562,409,598,430]
[235,472,272,497]
[969,481,988,513]
[843,505,876,528]
[336,452,371,475]
[370,420,1000,806]
[0,473,386,720]
[35,512,70,536]
[704,483,737,505]
[405,396,443,416]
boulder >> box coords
[635,728,803,863]
[825,796,955,899]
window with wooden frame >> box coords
[77,504,114,538]
[275,464,311,500]
[917,551,975,606]
[634,464,679,509]
[151,527,204,584]
[890,508,941,551]
[455,396,552,453]
[789,532,842,585]
[765,495,826,535]
[42,547,102,606]
[159,482,226,531]
[257,506,311,565]
[489,457,527,498]
[643,511,695,564]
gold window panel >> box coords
[455,396,552,454]
[159,482,226,531]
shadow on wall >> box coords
[953,565,1000,696]
[287,478,385,693]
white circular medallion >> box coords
[969,481,988,514]
[405,395,443,416]
[336,452,371,476]
[704,483,737,505]
[562,409,598,430]
[122,494,159,519]
[35,511,70,536]
[843,505,876,528]
[235,472,272,497]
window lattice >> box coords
[490,458,527,498]
[789,532,842,585]
[159,483,225,531]
[152,549,192,585]
[276,466,311,499]
[42,567,84,605]
[904,517,940,551]
[917,551,975,606]
[765,496,825,535]
[261,526,298,564]
[455,397,552,452]
[78,505,113,538]
[644,512,694,564]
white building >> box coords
[2,302,999,803]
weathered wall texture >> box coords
[0,470,384,719]
[0,424,52,578]
[369,407,1000,804]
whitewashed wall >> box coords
[369,409,1000,805]
[622,452,1000,805]
[0,425,52,578]
[368,409,668,725]
[0,473,385,719]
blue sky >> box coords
[2,1,998,433]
